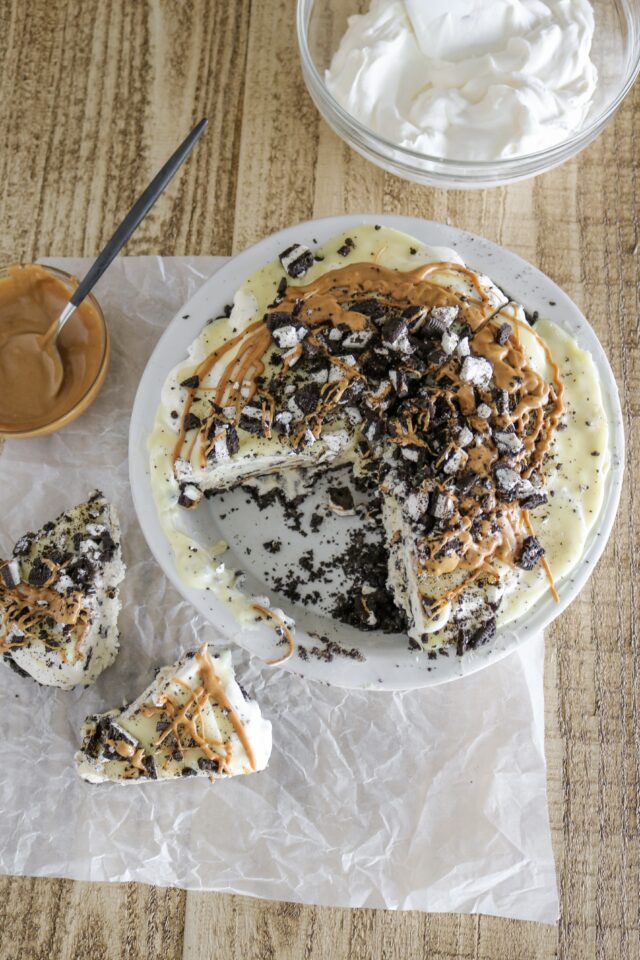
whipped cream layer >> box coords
[150,225,609,654]
[0,492,124,689]
[325,0,598,161]
[76,643,272,784]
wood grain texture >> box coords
[0,876,186,960]
[0,0,638,958]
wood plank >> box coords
[232,0,321,252]
[0,876,186,960]
[182,894,557,960]
[0,0,251,262]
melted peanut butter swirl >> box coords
[133,643,257,777]
[173,260,563,585]
[0,560,90,660]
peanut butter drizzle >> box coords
[130,748,147,772]
[252,603,295,665]
[146,685,229,766]
[0,560,89,659]
[136,657,255,775]
[106,738,136,759]
[174,260,564,598]
[173,261,493,473]
[429,564,501,614]
[275,260,493,333]
[523,509,559,602]
[195,643,257,769]
[172,320,265,464]
[420,304,564,579]
[135,645,256,777]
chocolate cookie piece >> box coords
[265,310,293,331]
[389,368,409,397]
[292,382,321,416]
[381,317,409,347]
[518,536,545,571]
[496,323,513,346]
[343,329,374,350]
[178,485,202,509]
[328,486,356,516]
[183,412,201,432]
[226,425,240,455]
[27,559,53,588]
[337,237,355,257]
[429,493,455,519]
[494,430,523,456]
[279,244,314,278]
[197,757,220,773]
[350,298,387,321]
[271,321,309,350]
[238,405,266,435]
[468,618,496,650]
[273,410,293,435]
[520,491,548,510]
[0,559,21,589]
[494,464,522,500]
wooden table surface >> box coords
[0,2,638,958]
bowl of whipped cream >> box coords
[297,0,640,188]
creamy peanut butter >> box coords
[0,264,107,434]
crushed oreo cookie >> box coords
[279,244,314,278]
[518,536,545,571]
[328,486,355,515]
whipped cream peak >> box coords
[406,0,549,61]
[326,0,598,161]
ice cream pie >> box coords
[149,225,609,656]
[75,642,272,783]
[0,492,124,687]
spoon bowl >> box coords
[0,330,64,413]
[0,118,208,439]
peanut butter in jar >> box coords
[0,264,109,438]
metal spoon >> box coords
[16,118,209,393]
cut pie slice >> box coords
[75,643,272,783]
[0,492,124,688]
[379,298,561,645]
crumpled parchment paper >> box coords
[0,257,559,922]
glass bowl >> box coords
[0,265,110,440]
[297,0,640,188]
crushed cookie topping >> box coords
[0,559,90,660]
[80,643,257,780]
[173,259,564,592]
[0,494,121,678]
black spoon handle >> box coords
[69,118,208,308]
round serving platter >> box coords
[129,215,624,690]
